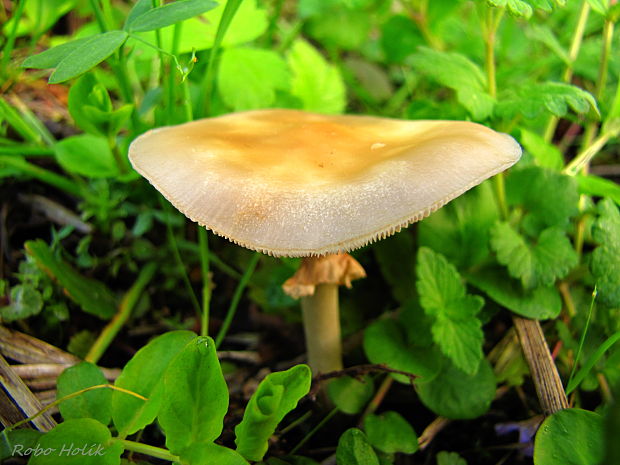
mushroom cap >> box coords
[129,109,521,257]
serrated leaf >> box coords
[416,247,484,374]
[49,31,128,83]
[578,175,620,205]
[29,419,123,465]
[112,330,196,436]
[519,128,564,170]
[0,284,43,322]
[287,39,346,114]
[25,240,117,319]
[363,411,418,454]
[235,365,311,461]
[491,223,578,289]
[218,47,290,111]
[57,362,111,424]
[416,359,496,419]
[158,336,229,454]
[22,37,92,69]
[590,199,620,307]
[336,429,380,465]
[129,0,218,32]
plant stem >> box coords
[0,156,83,197]
[483,6,503,100]
[513,316,568,415]
[198,226,211,337]
[119,439,179,462]
[89,0,108,32]
[290,407,338,455]
[1,0,27,80]
[85,263,157,363]
[0,146,54,156]
[544,1,590,142]
[300,282,343,375]
[359,375,393,425]
[215,253,260,347]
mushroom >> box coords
[128,109,521,375]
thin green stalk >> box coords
[109,135,129,174]
[1,0,26,78]
[265,0,285,46]
[160,198,202,317]
[85,263,157,363]
[0,146,54,156]
[567,287,597,392]
[494,172,509,221]
[119,440,179,462]
[88,0,108,32]
[198,226,211,337]
[290,408,338,455]
[215,253,260,348]
[101,0,114,29]
[564,130,614,176]
[483,6,503,100]
[198,0,243,118]
[544,1,590,142]
[0,156,83,197]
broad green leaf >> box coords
[25,240,116,319]
[373,231,416,303]
[57,362,111,424]
[336,428,380,465]
[408,47,493,120]
[112,330,196,436]
[129,0,218,32]
[29,419,123,465]
[363,411,418,454]
[124,0,153,30]
[416,360,496,419]
[305,5,370,51]
[534,409,604,465]
[416,248,484,375]
[590,199,620,307]
[380,15,423,63]
[604,384,620,464]
[53,135,119,178]
[363,319,442,383]
[497,82,599,120]
[3,0,76,38]
[519,128,564,170]
[158,336,229,454]
[235,365,311,461]
[22,37,92,69]
[437,451,468,465]
[218,48,290,111]
[506,166,579,230]
[327,375,374,415]
[491,223,578,289]
[578,174,620,205]
[180,443,249,465]
[0,429,42,461]
[468,267,562,319]
[419,182,499,270]
[49,31,128,83]
[287,39,346,114]
[0,284,43,322]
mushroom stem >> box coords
[301,282,343,375]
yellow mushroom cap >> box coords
[129,109,521,257]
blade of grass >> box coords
[215,252,260,348]
[0,156,83,197]
[0,146,54,156]
[0,97,49,145]
[566,332,620,395]
[0,0,26,79]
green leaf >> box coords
[586,0,609,15]
[526,25,570,65]
[519,128,564,170]
[124,0,153,30]
[380,15,423,63]
[373,231,416,303]
[408,47,493,120]
[363,318,443,383]
[506,166,579,230]
[112,330,196,436]
[416,359,496,419]
[4,0,76,38]
[53,135,119,178]
[158,336,229,454]
[22,37,92,69]
[437,451,468,465]
[1,429,43,461]
[419,182,499,270]
[25,240,117,319]
[29,418,123,465]
[468,267,562,319]
[218,47,290,111]
[49,31,128,84]
[416,248,484,375]
[577,174,620,205]
[363,411,418,454]
[305,5,371,51]
[327,375,374,415]
[235,365,312,462]
[590,199,620,307]
[287,39,346,114]
[604,384,620,464]
[129,0,218,32]
[57,362,111,424]
[534,409,604,465]
[336,428,380,465]
[180,443,249,465]
[0,284,43,322]
[497,82,599,120]
[491,223,578,289]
